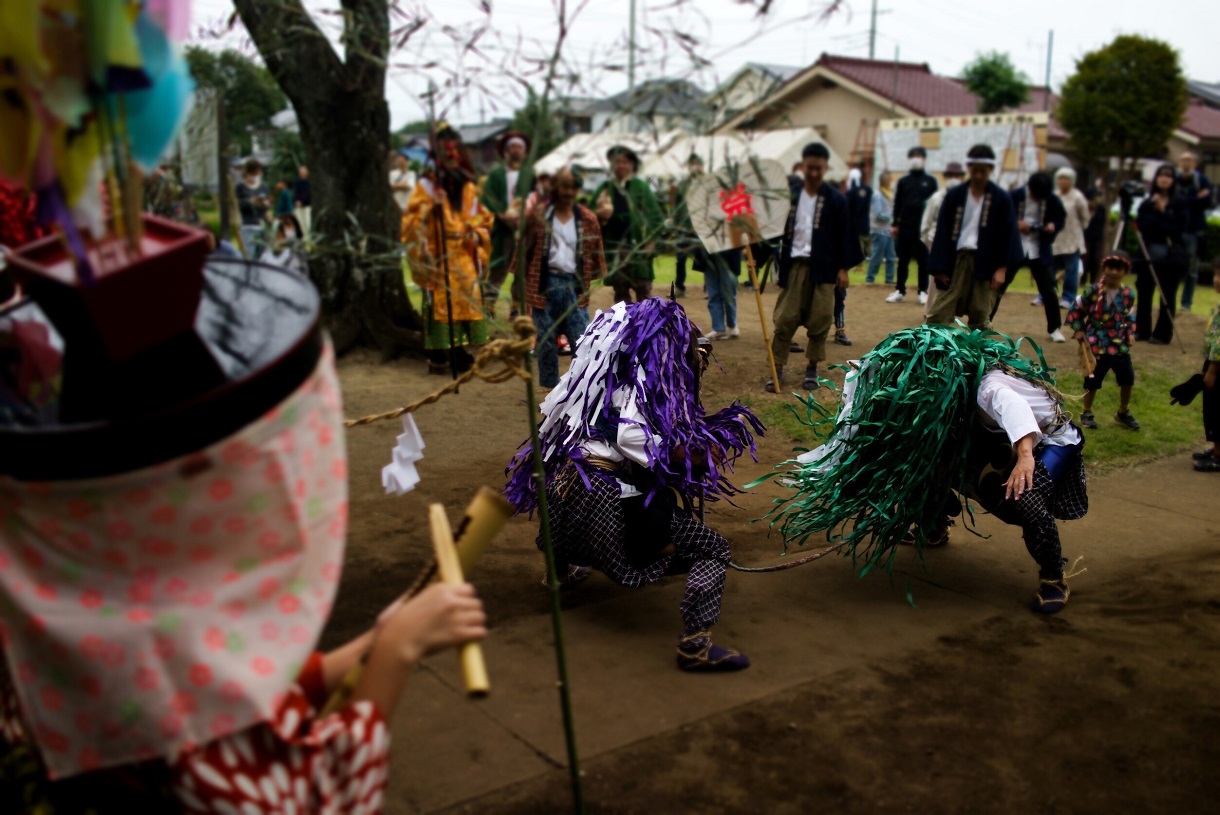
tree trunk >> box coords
[234,0,420,358]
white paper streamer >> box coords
[381,414,426,495]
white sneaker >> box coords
[885,290,905,304]
[1030,296,1043,306]
[1058,298,1073,309]
[704,330,728,341]
[917,291,928,305]
[1049,329,1066,343]
[728,327,740,338]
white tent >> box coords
[534,131,683,177]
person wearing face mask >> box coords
[259,214,308,276]
[887,146,938,305]
[1134,164,1189,345]
[235,159,270,258]
[1175,151,1214,313]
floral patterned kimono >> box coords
[402,178,493,350]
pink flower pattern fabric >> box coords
[0,347,348,779]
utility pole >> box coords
[870,0,878,59]
[868,0,891,60]
[1044,30,1054,110]
[890,46,900,114]
[628,0,637,93]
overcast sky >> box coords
[190,0,1220,130]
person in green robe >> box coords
[480,130,534,318]
[593,145,663,302]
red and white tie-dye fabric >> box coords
[172,654,390,814]
[0,346,348,779]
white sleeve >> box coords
[613,391,660,469]
[977,376,1042,446]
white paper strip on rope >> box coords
[382,414,426,495]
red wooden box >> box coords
[7,215,210,364]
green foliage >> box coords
[961,51,1031,113]
[268,129,307,183]
[185,47,288,155]
[1057,35,1188,166]
[511,89,564,159]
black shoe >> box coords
[1080,411,1097,429]
[1115,410,1140,431]
[789,342,803,353]
[834,330,853,346]
[676,631,750,672]
[1194,458,1220,472]
[1192,448,1216,461]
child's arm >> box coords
[351,583,487,719]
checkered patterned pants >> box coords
[988,443,1088,580]
[542,472,730,633]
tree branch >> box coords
[233,0,343,102]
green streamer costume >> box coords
[756,324,1062,579]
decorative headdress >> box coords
[504,299,763,514]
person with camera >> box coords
[998,172,1067,342]
[1176,151,1215,313]
[1134,164,1190,345]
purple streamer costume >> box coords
[505,299,763,636]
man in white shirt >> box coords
[767,142,863,392]
[927,145,1021,330]
[388,151,416,213]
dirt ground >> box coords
[326,277,1220,814]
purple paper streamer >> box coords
[504,299,765,516]
[34,184,95,286]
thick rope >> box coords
[344,317,536,428]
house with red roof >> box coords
[715,53,1220,185]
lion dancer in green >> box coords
[762,325,1088,614]
[594,145,664,303]
[481,130,535,319]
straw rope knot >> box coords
[343,317,538,428]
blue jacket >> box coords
[929,182,1022,282]
[1010,186,1066,264]
[778,183,865,287]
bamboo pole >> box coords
[743,242,780,390]
[430,504,490,697]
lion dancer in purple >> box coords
[505,298,764,671]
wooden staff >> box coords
[431,503,490,697]
[742,241,780,392]
[318,488,508,715]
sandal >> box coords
[676,630,750,672]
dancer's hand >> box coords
[991,268,1006,290]
[1004,435,1037,501]
[1205,365,1218,391]
[934,273,950,289]
[836,270,849,289]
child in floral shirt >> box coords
[1067,253,1140,430]
[1194,270,1220,471]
